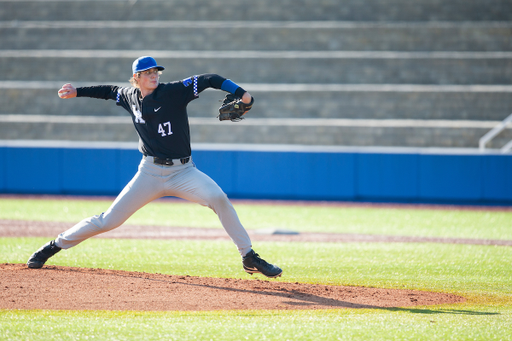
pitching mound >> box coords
[1,263,464,311]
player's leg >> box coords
[166,162,282,278]
[165,162,252,255]
[27,159,164,268]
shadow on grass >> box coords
[181,281,499,316]
[383,307,499,315]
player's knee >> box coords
[206,190,230,209]
[91,212,124,231]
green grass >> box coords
[1,307,511,341]
[1,197,512,239]
[1,197,512,340]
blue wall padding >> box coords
[60,148,119,194]
[482,155,512,201]
[5,147,61,193]
[117,149,144,189]
[356,153,419,200]
[235,151,302,198]
[419,154,483,201]
[0,147,6,191]
[1,146,511,204]
[294,152,356,200]
[192,150,237,194]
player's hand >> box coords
[241,92,253,115]
[58,83,77,99]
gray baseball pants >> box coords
[54,156,253,256]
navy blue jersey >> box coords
[76,74,245,159]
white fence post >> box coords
[479,113,512,153]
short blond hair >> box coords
[129,75,139,88]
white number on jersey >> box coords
[158,121,173,137]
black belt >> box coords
[145,155,191,166]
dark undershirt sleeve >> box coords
[76,85,119,100]
[196,74,246,97]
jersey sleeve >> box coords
[76,85,120,100]
[77,85,136,117]
[180,74,247,104]
[113,87,139,115]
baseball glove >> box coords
[217,94,254,122]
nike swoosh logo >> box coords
[154,107,162,112]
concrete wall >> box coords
[1,0,511,149]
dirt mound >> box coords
[0,263,464,311]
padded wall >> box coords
[1,146,510,205]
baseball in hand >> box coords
[58,84,76,99]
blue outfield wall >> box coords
[0,143,511,205]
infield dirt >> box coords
[0,218,473,311]
[2,195,487,311]
[0,263,464,311]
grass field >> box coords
[1,197,511,340]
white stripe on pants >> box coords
[55,157,253,256]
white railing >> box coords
[479,113,512,153]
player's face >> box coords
[136,68,160,91]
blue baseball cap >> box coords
[132,56,165,74]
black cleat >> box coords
[242,250,283,278]
[26,240,61,269]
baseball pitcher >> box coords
[26,56,282,278]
